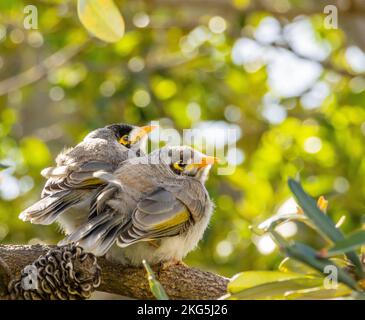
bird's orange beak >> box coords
[130,125,158,144]
[194,155,220,168]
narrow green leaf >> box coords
[324,230,365,257]
[142,260,169,300]
[0,163,8,171]
[77,0,124,43]
[228,271,307,294]
[227,278,324,300]
[288,178,364,278]
[288,179,342,241]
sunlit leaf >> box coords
[228,270,310,294]
[227,278,324,300]
[142,260,169,300]
[279,258,320,275]
[77,0,124,43]
[284,283,352,300]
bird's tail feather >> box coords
[18,190,84,225]
[59,210,126,256]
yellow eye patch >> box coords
[173,162,184,171]
[119,135,129,145]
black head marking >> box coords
[105,123,134,140]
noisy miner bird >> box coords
[60,145,219,266]
[19,123,157,234]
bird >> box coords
[60,145,219,266]
[19,123,157,234]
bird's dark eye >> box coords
[119,135,130,146]
[172,161,186,174]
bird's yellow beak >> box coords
[194,155,220,168]
[130,125,158,144]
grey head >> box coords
[133,145,219,185]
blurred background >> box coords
[1,0,365,278]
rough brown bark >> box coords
[0,244,228,300]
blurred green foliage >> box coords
[0,0,365,279]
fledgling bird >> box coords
[60,146,219,266]
[19,123,157,234]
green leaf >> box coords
[279,256,349,275]
[279,258,320,275]
[324,230,365,257]
[142,260,169,300]
[77,0,124,43]
[288,178,364,278]
[227,278,324,300]
[284,283,352,300]
[288,179,343,242]
[228,271,307,294]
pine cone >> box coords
[8,244,101,300]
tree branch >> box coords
[0,244,228,300]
